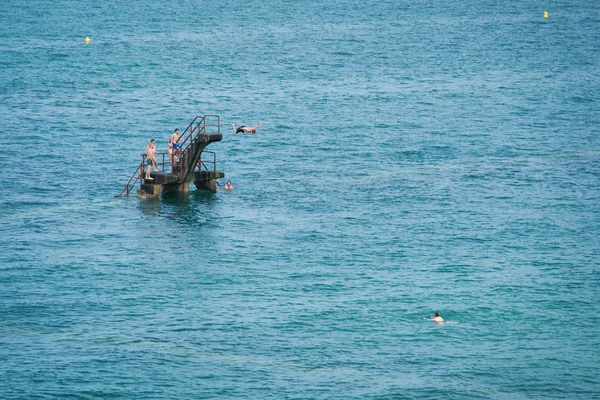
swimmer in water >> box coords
[429,312,444,323]
[223,180,233,190]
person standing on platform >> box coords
[144,139,158,181]
[168,128,181,170]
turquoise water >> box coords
[1,0,599,398]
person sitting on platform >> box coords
[144,139,158,181]
[168,128,181,170]
[223,180,233,190]
[232,122,262,134]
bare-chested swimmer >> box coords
[428,312,444,323]
[223,180,233,191]
[232,122,262,134]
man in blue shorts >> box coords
[168,128,181,170]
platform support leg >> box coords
[162,182,190,195]
[193,179,217,192]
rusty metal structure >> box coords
[118,115,224,198]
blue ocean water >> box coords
[1,0,599,398]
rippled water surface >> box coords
[1,0,599,399]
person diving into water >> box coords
[232,122,262,134]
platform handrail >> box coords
[117,157,145,197]
[197,151,217,172]
[178,115,221,156]
[176,115,203,155]
[178,115,220,182]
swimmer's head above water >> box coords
[430,311,444,323]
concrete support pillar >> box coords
[193,179,217,192]
[163,182,190,195]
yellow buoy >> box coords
[85,37,91,44]
[544,11,548,18]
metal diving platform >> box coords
[117,115,225,198]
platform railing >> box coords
[118,151,183,197]
[118,159,144,197]
[144,151,182,171]
[177,116,203,156]
[197,151,217,172]
[178,115,221,156]
[177,115,220,181]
